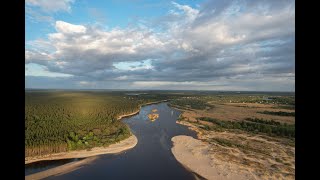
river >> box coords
[26,102,199,179]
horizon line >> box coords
[25,88,295,93]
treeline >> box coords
[169,98,214,110]
[245,117,282,126]
[258,111,295,117]
[25,91,167,157]
[201,94,295,105]
[66,124,131,151]
[197,117,295,138]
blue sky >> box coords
[26,0,199,41]
[25,0,295,91]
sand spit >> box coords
[171,135,256,180]
[117,100,168,120]
[25,156,98,180]
[25,134,137,164]
[117,110,140,120]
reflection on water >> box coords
[27,103,198,180]
[25,158,83,175]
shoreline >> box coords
[117,100,169,120]
[171,135,251,180]
[25,156,98,180]
[171,105,247,180]
[171,106,243,180]
[170,105,294,179]
[26,99,169,165]
[25,100,170,178]
[25,134,138,164]
[116,99,168,122]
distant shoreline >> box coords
[117,99,169,120]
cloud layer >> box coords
[26,0,295,91]
[26,0,75,12]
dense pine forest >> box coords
[169,98,214,110]
[25,91,173,157]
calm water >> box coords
[27,103,198,179]
[25,158,84,175]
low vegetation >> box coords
[174,92,295,179]
[245,117,282,126]
[169,98,214,110]
[258,111,295,117]
[198,117,295,138]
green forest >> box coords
[169,98,214,110]
[198,117,295,138]
[25,91,171,157]
[25,90,294,157]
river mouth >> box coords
[26,102,198,179]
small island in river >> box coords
[148,109,159,121]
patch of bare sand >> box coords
[172,135,255,180]
[117,100,168,120]
[25,134,138,164]
[175,120,295,180]
[117,110,140,120]
[25,156,98,180]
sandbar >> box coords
[25,134,137,164]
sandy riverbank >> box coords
[26,156,98,180]
[25,100,170,179]
[172,112,294,179]
[25,134,138,164]
[117,100,168,120]
[171,135,255,180]
[26,100,168,164]
[117,110,140,120]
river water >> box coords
[26,102,198,180]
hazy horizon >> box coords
[25,87,295,93]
